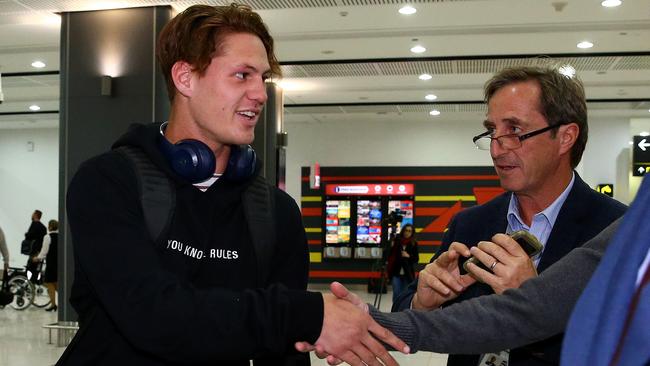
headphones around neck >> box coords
[157,122,257,184]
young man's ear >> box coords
[171,61,194,98]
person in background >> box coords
[386,224,419,303]
[25,209,46,283]
[33,219,59,311]
[0,224,8,272]
[561,176,650,366]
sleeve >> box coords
[35,234,50,261]
[67,155,323,363]
[372,219,619,354]
[254,189,314,366]
[390,216,459,312]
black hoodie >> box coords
[60,123,322,365]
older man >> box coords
[392,66,626,366]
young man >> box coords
[60,4,406,366]
[392,66,626,366]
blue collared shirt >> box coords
[506,172,575,266]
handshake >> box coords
[295,282,410,366]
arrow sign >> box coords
[638,138,650,152]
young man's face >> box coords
[187,32,271,147]
[485,80,566,196]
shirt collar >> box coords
[507,172,575,230]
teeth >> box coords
[239,111,256,117]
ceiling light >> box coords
[640,131,650,137]
[419,73,432,81]
[425,94,437,101]
[410,45,426,54]
[429,110,441,116]
[399,6,417,15]
[29,105,41,111]
[558,65,576,78]
[31,61,46,68]
[601,0,622,7]
[577,41,594,49]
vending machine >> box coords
[323,183,414,261]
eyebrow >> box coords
[235,63,271,76]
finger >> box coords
[465,260,499,286]
[423,264,465,293]
[330,281,350,298]
[315,348,330,359]
[476,241,512,265]
[351,341,382,366]
[294,341,315,352]
[337,349,364,366]
[326,355,343,365]
[492,233,528,257]
[331,281,367,311]
[368,318,410,354]
[359,335,397,366]
[449,241,471,257]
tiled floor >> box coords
[0,285,447,366]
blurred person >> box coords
[0,224,8,272]
[59,4,407,366]
[24,209,47,282]
[386,224,419,303]
[391,66,626,366]
[561,176,650,366]
[33,219,59,311]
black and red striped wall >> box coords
[301,166,503,284]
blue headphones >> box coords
[157,122,257,183]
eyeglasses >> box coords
[472,124,563,151]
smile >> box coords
[237,110,258,119]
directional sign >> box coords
[632,135,650,177]
[596,184,614,197]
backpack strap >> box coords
[115,146,175,245]
[242,173,275,286]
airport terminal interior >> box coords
[1,0,649,365]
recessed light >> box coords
[429,110,441,116]
[399,6,417,15]
[31,61,46,68]
[419,73,432,81]
[410,45,426,54]
[577,41,594,49]
[29,105,41,111]
[640,131,650,136]
[558,65,576,78]
[425,94,437,101]
[601,0,622,7]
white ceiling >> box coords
[0,0,649,129]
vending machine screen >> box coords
[387,200,414,237]
[325,200,350,244]
[356,200,382,244]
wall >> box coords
[285,115,634,204]
[0,128,59,268]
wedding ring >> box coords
[490,261,498,271]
